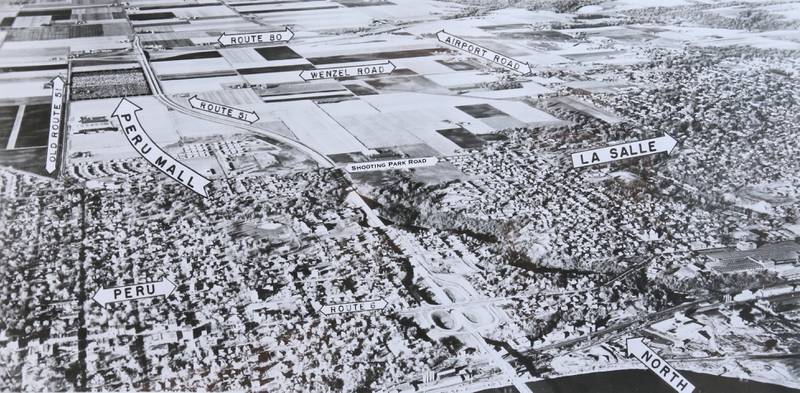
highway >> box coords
[132,31,800,393]
[131,36,336,171]
[132,34,533,393]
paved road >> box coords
[133,35,532,392]
[132,36,335,170]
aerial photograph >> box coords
[0,0,799,392]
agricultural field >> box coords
[14,104,50,148]
[2,0,800,392]
[71,69,151,101]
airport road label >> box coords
[188,95,259,124]
[319,298,388,316]
[436,30,533,75]
[299,61,396,81]
[346,157,438,173]
[111,98,211,197]
[626,338,695,393]
[93,278,177,307]
[46,76,65,174]
[572,133,677,168]
[217,28,294,46]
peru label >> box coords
[189,95,259,124]
[93,278,177,306]
[46,76,65,174]
[436,30,532,75]
[299,61,396,81]
[319,298,388,316]
[217,28,294,46]
[345,157,438,173]
[626,338,695,392]
[111,98,211,197]
[572,133,677,168]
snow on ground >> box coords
[259,100,371,155]
[68,96,256,163]
[161,76,246,94]
[152,58,233,76]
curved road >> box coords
[134,34,533,393]
[132,36,335,170]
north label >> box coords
[46,76,65,174]
[572,134,677,168]
[299,61,396,81]
[626,338,695,393]
[436,30,533,75]
[346,157,438,173]
[111,98,212,197]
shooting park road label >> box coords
[626,338,695,393]
[46,76,65,174]
[346,157,438,173]
[436,30,533,75]
[111,98,211,197]
[319,298,388,316]
[572,133,678,168]
[299,61,396,81]
[189,96,259,124]
[93,278,177,306]
[217,28,294,46]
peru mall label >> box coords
[111,98,211,197]
[345,157,438,173]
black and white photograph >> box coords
[0,0,799,392]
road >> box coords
[132,36,335,171]
[133,34,532,393]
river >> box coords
[478,369,799,393]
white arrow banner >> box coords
[217,28,294,46]
[299,61,396,81]
[46,76,65,174]
[437,30,532,75]
[319,298,388,316]
[188,95,260,124]
[111,98,211,197]
[346,157,438,173]
[572,133,677,168]
[93,278,177,307]
[626,338,695,393]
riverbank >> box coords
[478,369,799,393]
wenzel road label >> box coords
[93,278,177,306]
[626,338,695,393]
[346,157,438,173]
[217,28,294,46]
[437,30,532,75]
[46,76,65,174]
[572,133,677,168]
[319,298,388,316]
[189,96,259,124]
[111,98,211,197]
[299,61,396,81]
